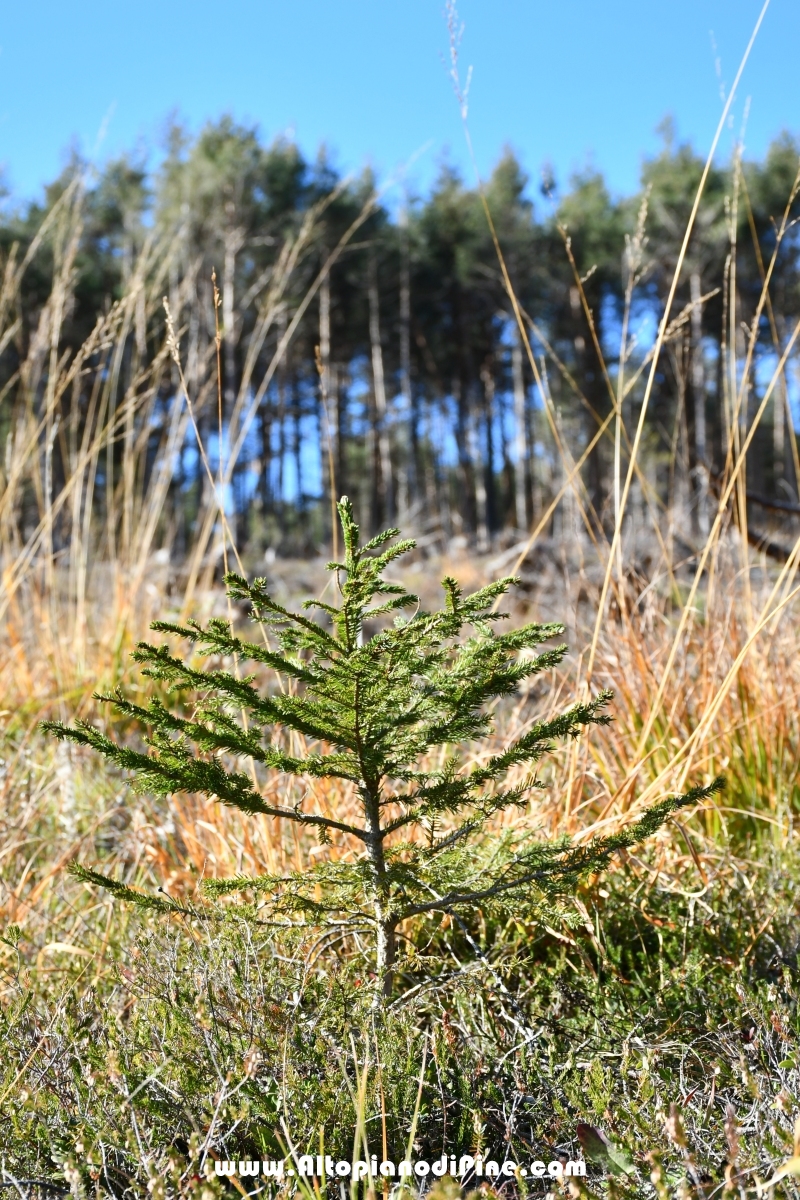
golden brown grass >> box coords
[2,100,800,973]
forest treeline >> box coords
[2,117,800,559]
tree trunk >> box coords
[512,330,528,531]
[335,366,347,506]
[774,316,788,494]
[399,207,413,521]
[369,254,394,525]
[481,364,497,539]
[570,287,605,528]
[469,385,489,551]
[689,272,709,536]
[454,377,477,536]
[275,307,288,533]
[319,261,331,400]
[318,259,336,540]
[223,226,244,543]
[222,229,242,410]
[260,395,272,518]
[363,790,395,1002]
[293,375,303,522]
[367,381,379,534]
[374,896,396,1002]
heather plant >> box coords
[45,497,722,999]
[6,841,800,1196]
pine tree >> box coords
[45,497,722,998]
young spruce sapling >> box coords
[45,498,722,998]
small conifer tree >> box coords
[45,498,721,997]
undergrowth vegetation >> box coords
[2,737,799,1198]
[2,535,800,1197]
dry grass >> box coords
[2,84,800,969]
[1,532,798,963]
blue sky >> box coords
[0,0,797,208]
